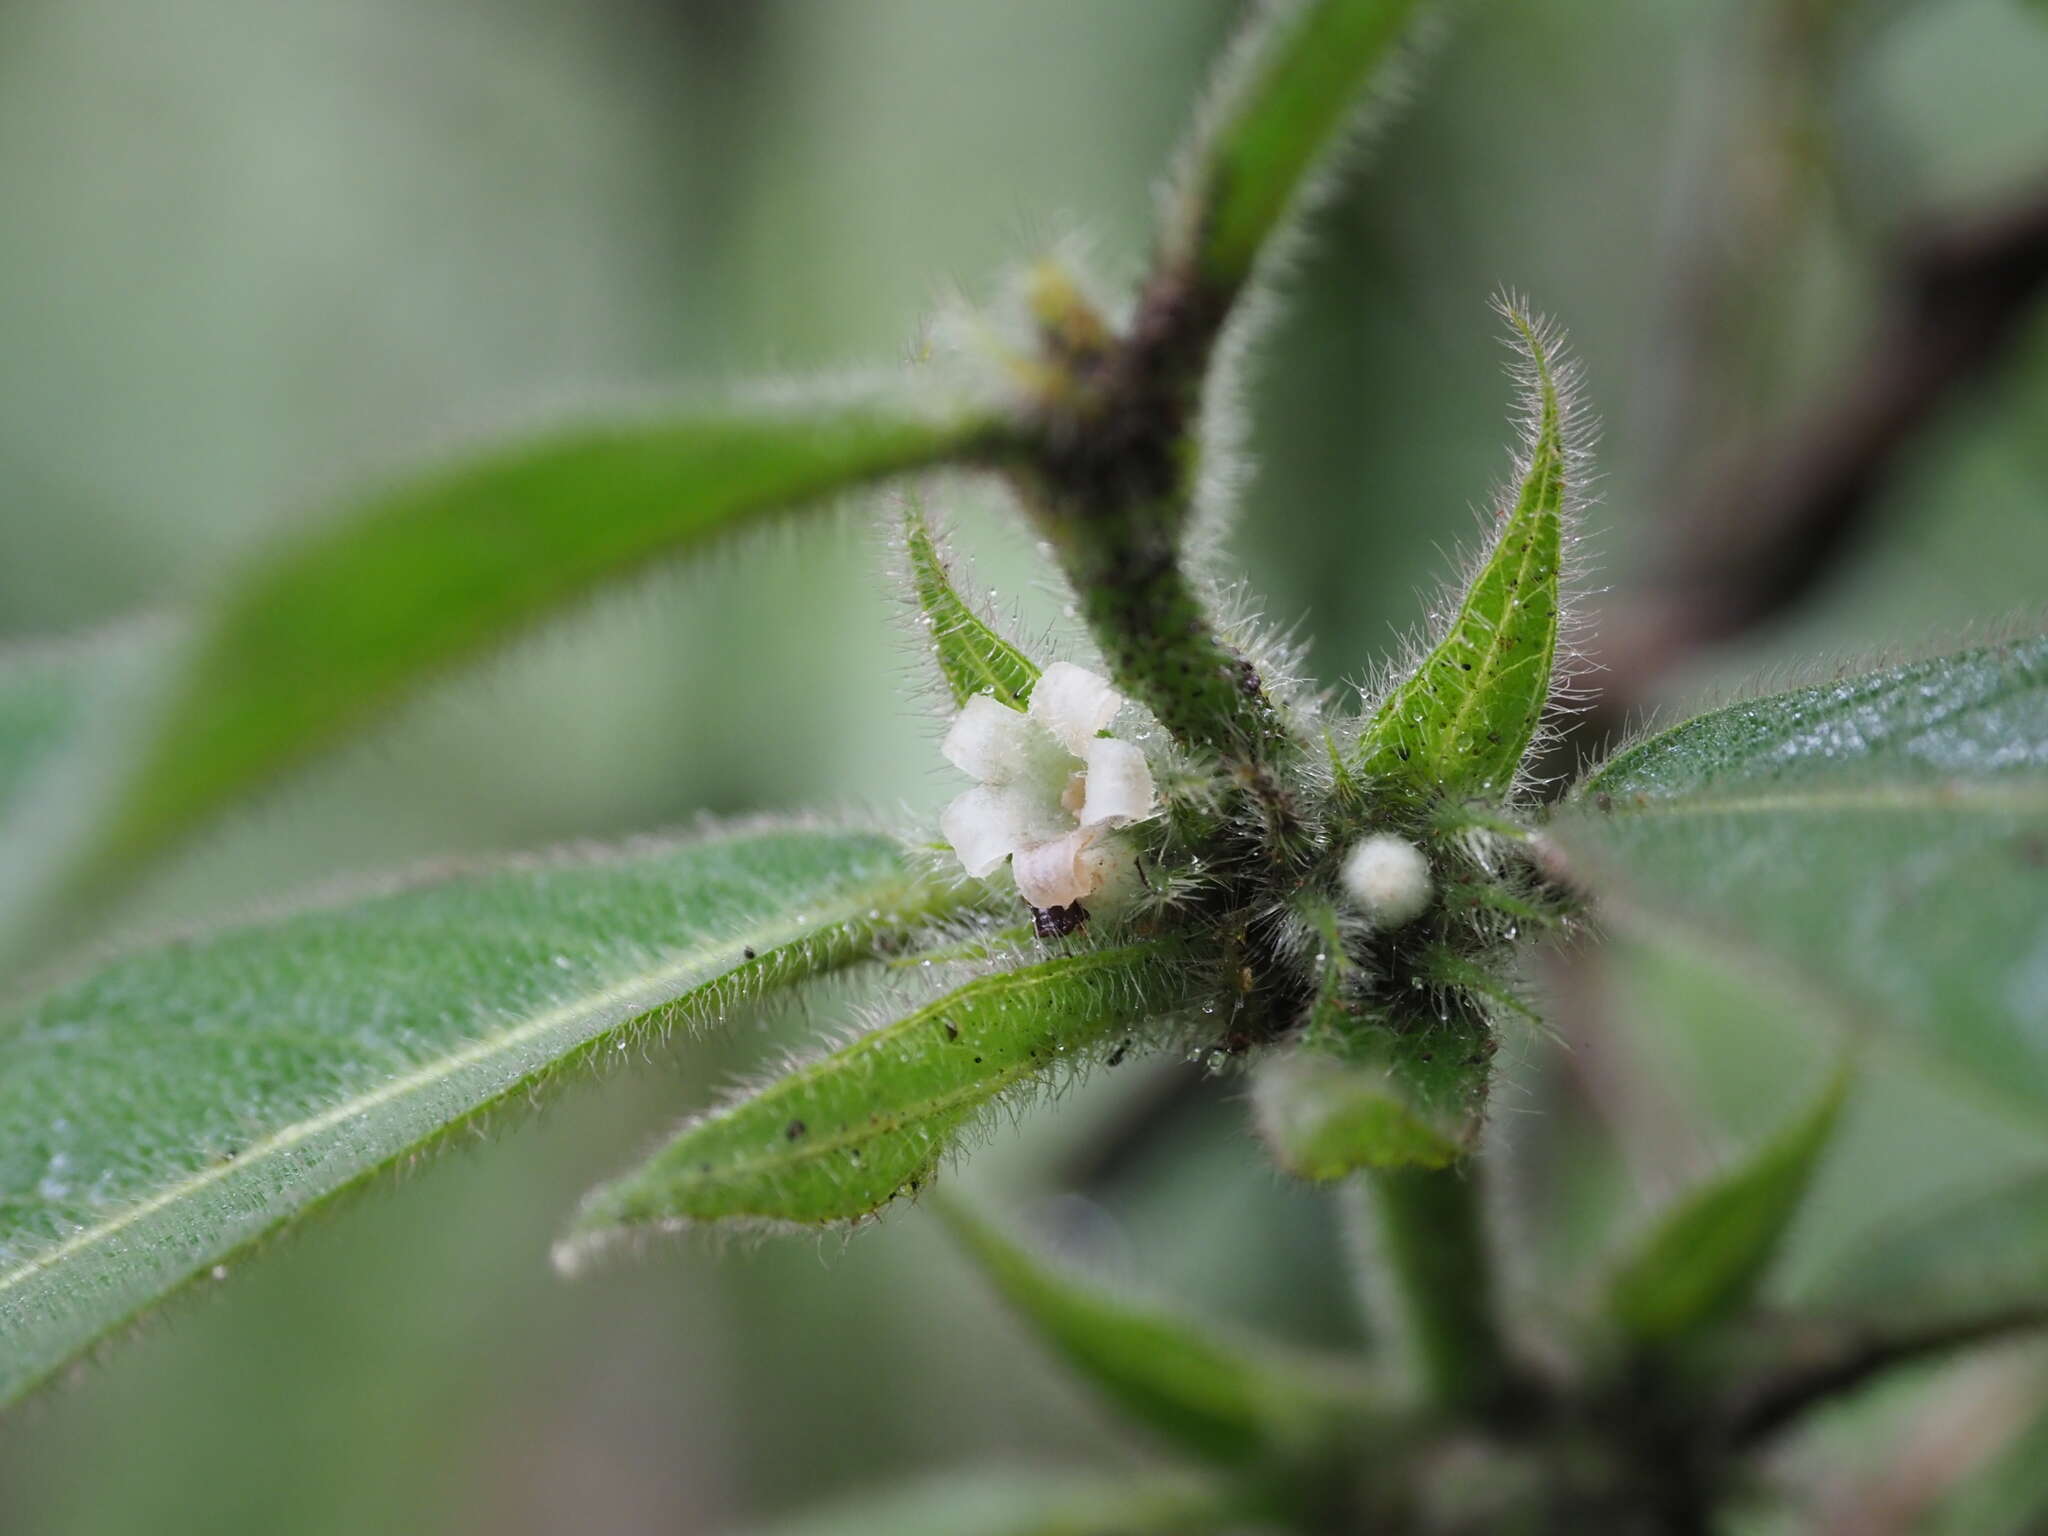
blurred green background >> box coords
[1,2,2044,1531]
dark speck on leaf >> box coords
[785,1119,807,1141]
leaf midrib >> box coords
[0,885,904,1300]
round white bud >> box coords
[1341,835,1434,928]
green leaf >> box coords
[1608,1074,1848,1348]
[739,1468,1245,1536]
[901,495,1042,709]
[1356,302,1572,803]
[934,1195,1368,1466]
[1556,635,2048,1126]
[1803,1168,2048,1328]
[566,943,1197,1241]
[1183,0,1430,295]
[5,393,1009,947]
[0,824,950,1407]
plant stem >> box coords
[1370,1163,1515,1417]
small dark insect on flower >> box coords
[1032,901,1089,940]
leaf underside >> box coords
[936,1195,1361,1466]
[902,497,1042,709]
[569,943,1196,1239]
[9,397,1001,945]
[1558,635,2048,1126]
[0,825,940,1406]
[1356,305,1567,803]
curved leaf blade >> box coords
[1609,1074,1848,1349]
[1357,303,1572,802]
[0,824,949,1406]
[934,1194,1368,1466]
[901,496,1042,709]
[1558,636,2048,1124]
[567,943,1197,1240]
[8,394,1008,945]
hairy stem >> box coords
[1370,1164,1516,1417]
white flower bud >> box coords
[1341,835,1433,928]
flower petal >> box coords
[941,786,1029,877]
[1028,661,1121,756]
[1079,738,1156,826]
[942,694,1039,784]
[1011,826,1103,910]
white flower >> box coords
[1341,834,1434,928]
[940,662,1157,910]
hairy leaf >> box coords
[567,944,1197,1241]
[902,497,1041,709]
[742,1468,1244,1536]
[1357,303,1570,802]
[1557,635,2048,1125]
[0,825,948,1406]
[1184,0,1430,294]
[935,1195,1368,1466]
[5,395,1009,947]
[1609,1075,1847,1348]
